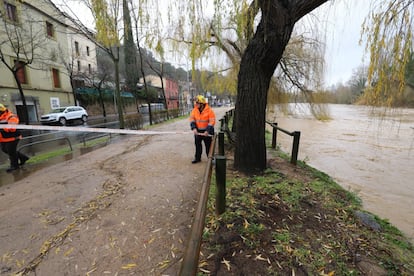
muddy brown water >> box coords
[268,104,414,241]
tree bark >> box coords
[234,0,328,173]
[123,0,139,95]
[14,73,30,125]
[114,48,125,129]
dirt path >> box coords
[0,109,227,276]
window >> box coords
[86,46,90,56]
[88,64,91,74]
[4,1,18,22]
[77,60,81,72]
[50,97,60,109]
[14,60,27,84]
[74,41,79,56]
[52,68,60,88]
[46,21,54,38]
[73,79,84,89]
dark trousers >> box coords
[1,140,28,168]
[194,134,212,161]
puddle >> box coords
[0,143,108,187]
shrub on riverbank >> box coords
[199,149,414,275]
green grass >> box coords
[201,139,414,275]
[0,136,111,169]
[0,147,72,169]
[82,136,110,148]
[24,148,73,164]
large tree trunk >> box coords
[114,52,125,129]
[14,74,30,125]
[123,0,139,96]
[234,0,328,173]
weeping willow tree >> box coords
[121,0,329,173]
[232,1,329,172]
[166,1,326,106]
[71,0,328,173]
[361,0,413,107]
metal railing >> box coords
[16,131,74,156]
[18,136,73,153]
[266,121,301,165]
[81,132,111,147]
[7,120,122,164]
[179,133,218,275]
[179,108,232,275]
[218,110,300,165]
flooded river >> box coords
[268,104,414,240]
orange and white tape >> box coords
[0,124,193,136]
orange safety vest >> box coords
[189,104,215,131]
[0,110,21,142]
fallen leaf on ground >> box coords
[221,258,231,271]
[121,263,137,269]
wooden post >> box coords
[291,131,300,165]
[215,155,226,215]
[272,122,278,149]
[218,132,225,156]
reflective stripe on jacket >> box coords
[189,104,215,131]
[0,110,21,142]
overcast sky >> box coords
[54,0,373,88]
[320,0,372,87]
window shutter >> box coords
[52,68,60,88]
[15,61,27,84]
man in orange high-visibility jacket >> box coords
[0,104,29,173]
[189,95,216,164]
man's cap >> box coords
[195,95,206,104]
[0,104,6,112]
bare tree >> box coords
[0,3,48,124]
[81,51,114,117]
[61,0,126,128]
[146,61,170,120]
[128,0,163,125]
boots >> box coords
[19,153,29,166]
[6,166,19,173]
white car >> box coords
[40,106,88,126]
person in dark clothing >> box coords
[0,104,29,172]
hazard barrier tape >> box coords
[0,124,214,136]
[0,124,192,136]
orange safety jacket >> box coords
[189,104,215,132]
[0,110,21,142]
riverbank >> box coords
[269,104,414,241]
[199,148,414,275]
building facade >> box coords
[141,75,180,110]
[0,0,97,123]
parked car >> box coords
[40,106,88,126]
